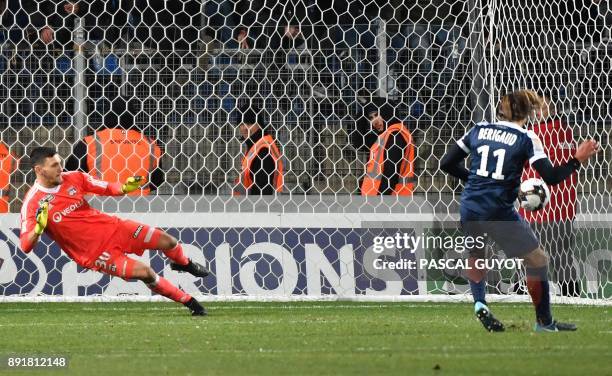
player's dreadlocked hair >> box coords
[496,89,544,122]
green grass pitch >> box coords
[0,302,610,375]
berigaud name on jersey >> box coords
[477,128,518,146]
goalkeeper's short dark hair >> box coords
[29,147,58,168]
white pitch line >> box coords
[0,303,608,314]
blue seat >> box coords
[104,54,121,75]
[222,97,235,112]
[55,56,73,74]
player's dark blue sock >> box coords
[526,266,552,326]
[469,278,486,305]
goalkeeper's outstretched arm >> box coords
[80,172,145,196]
[19,175,146,252]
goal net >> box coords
[0,0,609,303]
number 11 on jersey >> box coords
[476,145,506,180]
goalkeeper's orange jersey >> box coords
[19,171,125,266]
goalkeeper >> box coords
[19,147,208,316]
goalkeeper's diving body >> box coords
[440,90,599,332]
[19,147,209,316]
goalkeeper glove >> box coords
[121,176,144,194]
[34,201,49,235]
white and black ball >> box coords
[518,178,551,211]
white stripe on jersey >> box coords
[456,138,470,153]
[144,226,155,243]
[527,130,547,165]
[457,136,470,154]
[85,173,108,189]
[33,181,61,194]
[456,125,477,153]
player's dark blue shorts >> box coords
[460,207,540,257]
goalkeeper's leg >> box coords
[129,258,206,316]
[120,219,210,278]
[89,250,206,316]
[155,231,210,278]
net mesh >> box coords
[0,0,609,301]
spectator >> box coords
[65,111,163,195]
[0,0,37,45]
[133,0,200,55]
[0,140,17,212]
[233,1,309,50]
[29,1,86,49]
[311,0,379,99]
[90,0,130,47]
[390,1,468,113]
[233,105,284,195]
[24,1,128,49]
[352,97,415,196]
[519,96,581,297]
[203,0,241,48]
[314,0,378,49]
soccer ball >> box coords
[518,178,550,211]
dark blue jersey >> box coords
[457,121,547,220]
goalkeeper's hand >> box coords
[34,201,49,235]
[121,176,145,194]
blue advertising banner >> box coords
[1,213,608,299]
[0,213,422,298]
